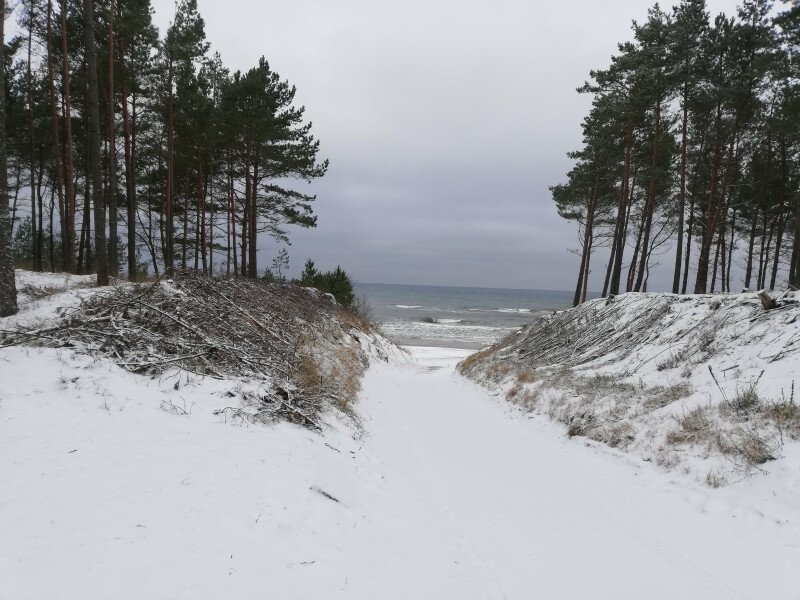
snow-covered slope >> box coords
[459,291,800,487]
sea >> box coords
[355,283,586,350]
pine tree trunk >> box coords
[77,148,91,273]
[26,5,39,271]
[744,210,758,290]
[201,168,208,272]
[207,171,213,273]
[60,0,76,273]
[573,182,597,306]
[241,152,249,277]
[758,213,775,291]
[770,140,788,291]
[770,213,784,292]
[106,0,118,274]
[609,124,633,295]
[48,188,55,271]
[601,214,619,298]
[711,215,725,294]
[228,156,236,276]
[790,193,800,288]
[248,152,258,278]
[634,102,661,292]
[601,243,615,298]
[726,209,736,292]
[165,58,175,275]
[121,73,136,279]
[627,208,646,293]
[37,150,44,269]
[10,159,21,230]
[672,82,689,293]
[0,0,18,316]
[46,0,67,271]
[761,218,776,291]
[182,167,189,269]
[681,193,696,294]
[83,0,109,285]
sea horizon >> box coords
[355,282,599,349]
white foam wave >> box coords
[395,305,422,309]
[496,308,531,313]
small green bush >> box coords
[298,259,355,308]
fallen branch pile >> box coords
[0,271,374,430]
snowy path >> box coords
[355,347,799,600]
[2,345,799,599]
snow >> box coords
[2,342,799,598]
[5,270,96,329]
[2,279,800,598]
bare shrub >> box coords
[602,421,636,448]
[160,398,194,416]
[766,399,800,440]
[656,353,681,371]
[705,470,726,488]
[721,381,762,415]
[716,426,777,466]
[294,354,322,392]
[517,388,541,411]
[349,293,376,325]
[457,348,492,374]
[666,406,715,446]
[516,370,537,384]
[485,363,511,383]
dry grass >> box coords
[294,354,322,392]
[656,353,681,372]
[666,407,715,446]
[334,306,373,332]
[765,400,800,440]
[720,381,762,415]
[457,347,493,374]
[665,397,786,470]
[705,470,726,488]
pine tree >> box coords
[0,0,19,316]
[83,0,109,285]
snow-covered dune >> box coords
[459,291,800,488]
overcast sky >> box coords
[151,0,743,291]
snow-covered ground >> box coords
[2,339,799,598]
